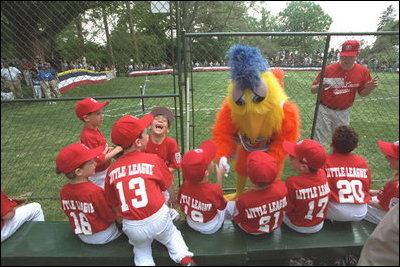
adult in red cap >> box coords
[282,139,331,234]
[55,142,121,245]
[227,151,288,235]
[75,97,123,189]
[365,140,399,224]
[106,114,195,266]
[177,140,229,235]
[311,39,378,146]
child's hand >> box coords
[218,156,230,177]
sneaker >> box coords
[180,256,196,266]
[169,208,180,221]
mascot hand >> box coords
[219,156,230,177]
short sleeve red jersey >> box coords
[324,153,371,204]
[145,136,181,169]
[59,182,116,235]
[104,151,173,220]
[285,169,331,227]
[312,62,372,109]
[377,179,399,211]
[80,127,109,172]
[233,180,288,234]
[1,190,17,229]
[177,181,227,223]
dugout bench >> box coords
[1,219,376,266]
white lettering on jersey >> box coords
[62,200,94,213]
[190,198,212,211]
[245,197,287,219]
[179,194,191,206]
[326,167,368,179]
[109,163,155,183]
[295,183,330,200]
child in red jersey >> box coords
[145,106,181,220]
[75,97,123,188]
[1,190,44,243]
[228,151,288,235]
[365,140,399,224]
[105,114,195,266]
[177,140,227,234]
[282,139,331,234]
[323,125,371,221]
[56,142,121,245]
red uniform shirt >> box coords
[60,182,116,235]
[177,181,226,223]
[312,62,372,110]
[80,127,109,172]
[285,169,331,227]
[324,153,371,204]
[1,190,17,229]
[145,136,181,169]
[233,180,288,234]
[377,179,399,211]
[104,151,173,220]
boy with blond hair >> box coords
[75,97,123,188]
[177,140,227,234]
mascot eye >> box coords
[235,98,245,106]
[252,95,265,103]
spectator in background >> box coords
[1,62,23,99]
[19,58,35,87]
[311,40,378,146]
[39,62,61,99]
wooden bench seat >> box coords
[1,219,376,266]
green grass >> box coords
[1,70,398,220]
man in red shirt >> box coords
[311,40,378,145]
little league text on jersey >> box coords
[179,194,212,212]
[325,167,368,179]
[108,163,155,183]
[62,200,95,213]
[245,197,287,219]
[295,182,330,200]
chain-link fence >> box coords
[183,32,399,190]
[1,1,399,220]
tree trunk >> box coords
[125,1,140,65]
[101,5,115,69]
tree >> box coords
[377,5,396,31]
[1,1,107,60]
[275,1,332,53]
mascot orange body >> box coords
[212,45,300,200]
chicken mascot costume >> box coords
[212,44,300,200]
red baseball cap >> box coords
[181,140,216,182]
[56,142,103,174]
[283,139,327,170]
[75,97,109,120]
[247,151,277,184]
[377,140,399,159]
[111,114,153,149]
[340,40,360,57]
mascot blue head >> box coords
[227,44,270,106]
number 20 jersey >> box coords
[324,152,371,204]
